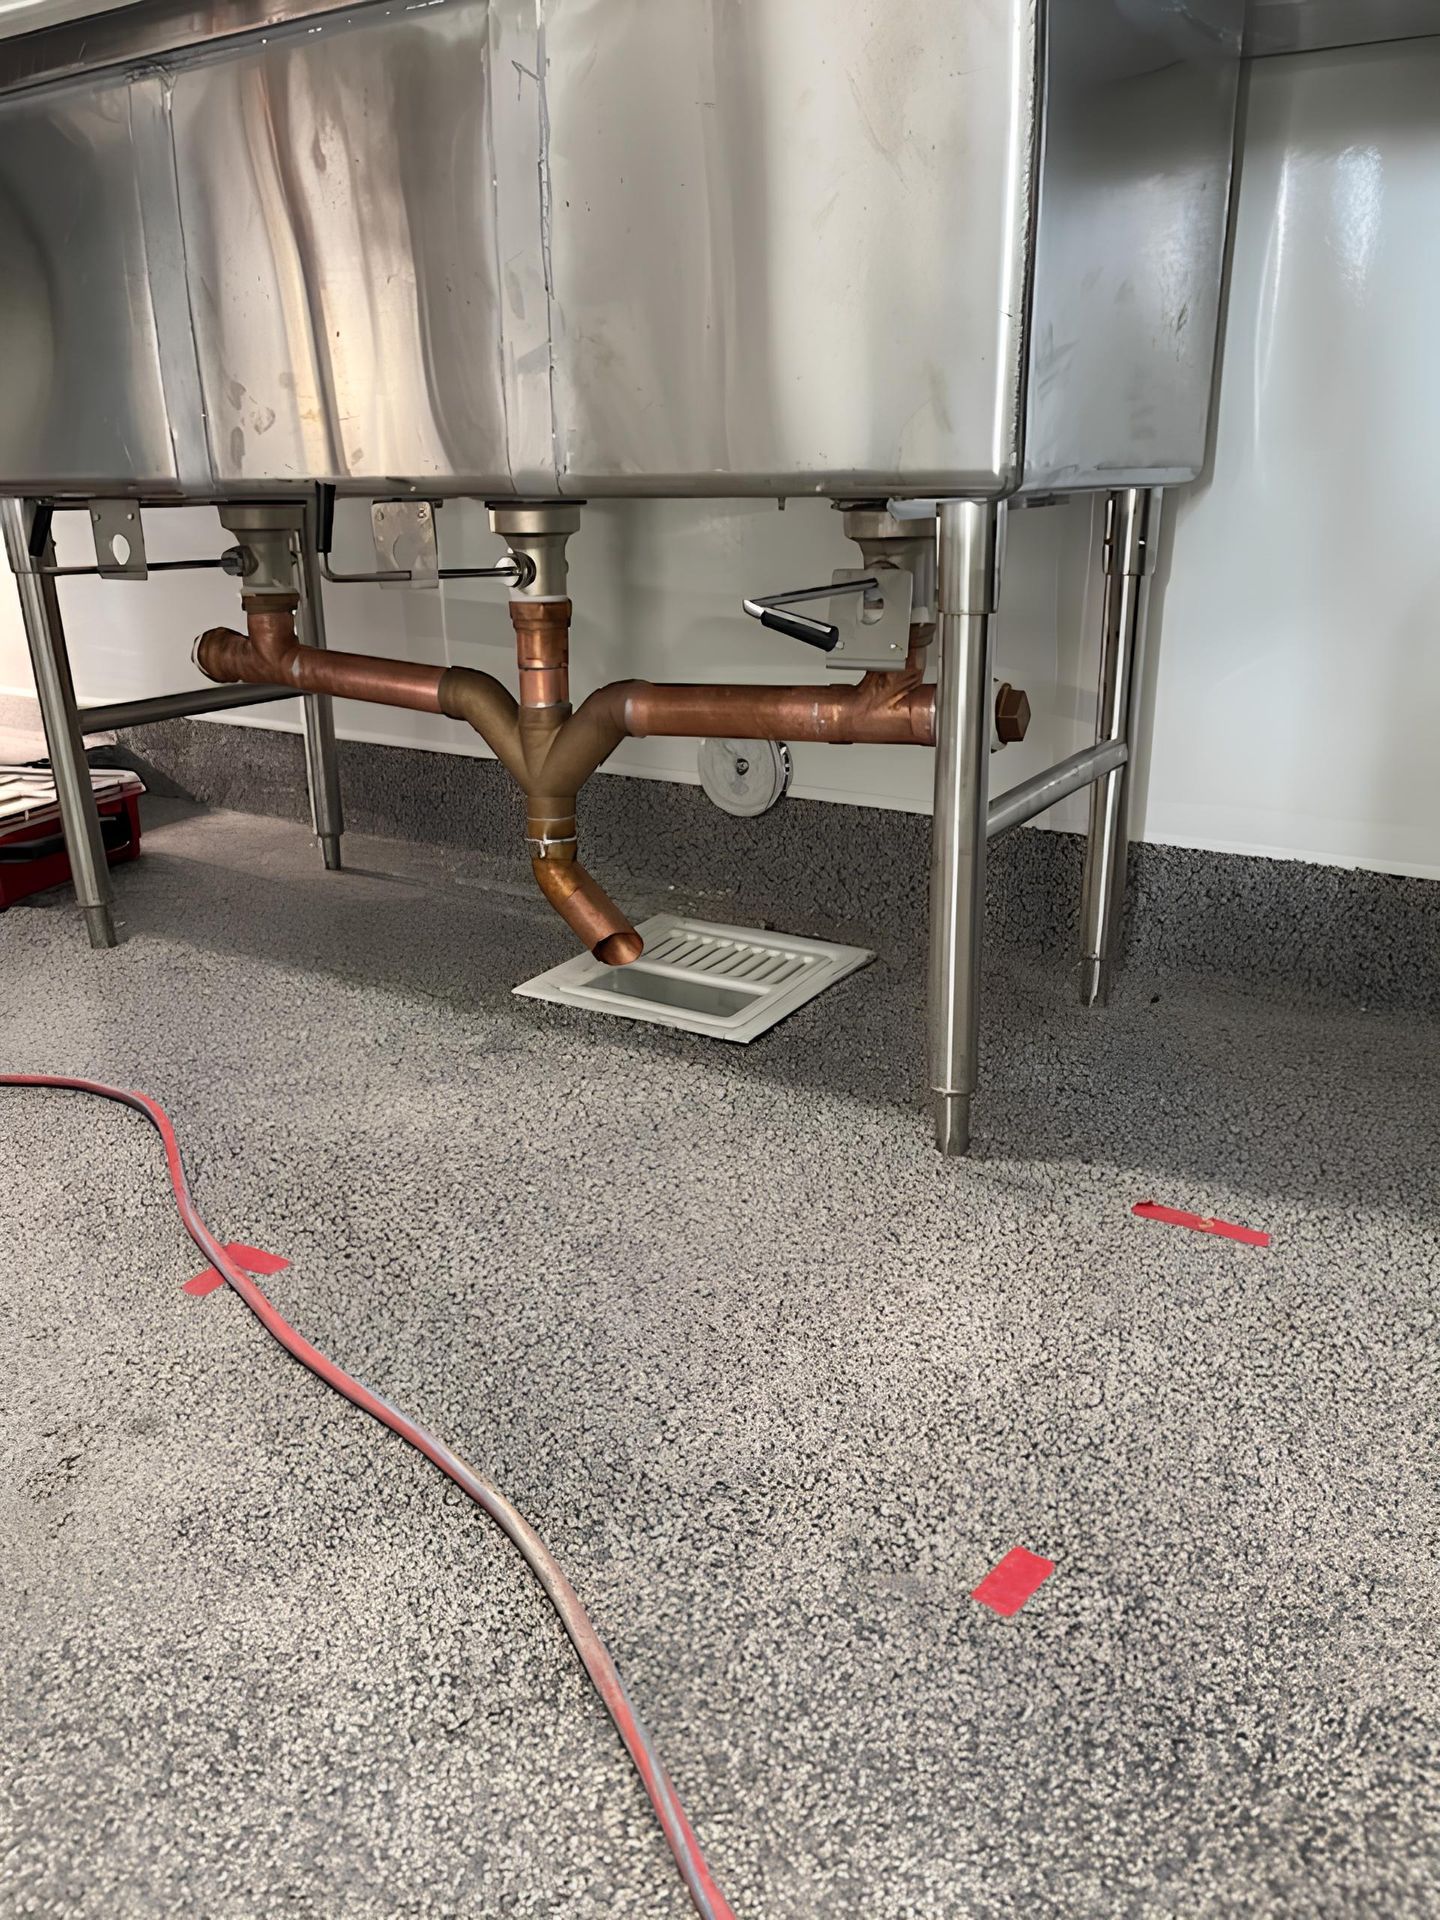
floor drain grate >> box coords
[514,913,872,1042]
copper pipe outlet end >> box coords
[531,855,644,966]
[596,928,645,967]
[194,625,251,683]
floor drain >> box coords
[514,913,872,1042]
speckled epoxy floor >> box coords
[2,803,1437,1919]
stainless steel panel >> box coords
[1022,0,1245,491]
[539,0,1040,497]
[0,0,135,45]
[0,0,381,90]
[167,0,509,488]
[1245,1,1440,56]
[489,0,556,495]
[0,0,1243,499]
[0,72,189,490]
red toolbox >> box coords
[0,767,144,911]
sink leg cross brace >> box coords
[925,488,1162,1152]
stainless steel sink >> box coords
[0,0,1243,500]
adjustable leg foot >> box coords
[82,903,119,950]
[934,1092,973,1158]
[1078,955,1110,1009]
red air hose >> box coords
[2,1072,737,1920]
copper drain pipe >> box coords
[615,664,933,747]
[438,598,642,965]
[196,599,937,966]
[198,597,641,964]
[198,595,451,714]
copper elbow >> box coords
[531,855,643,967]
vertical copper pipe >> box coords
[512,599,571,709]
[507,595,643,965]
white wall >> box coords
[1136,40,1440,879]
[3,40,1437,877]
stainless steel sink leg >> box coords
[928,499,1004,1156]
[1079,488,1163,1007]
[1,497,117,948]
[293,499,344,872]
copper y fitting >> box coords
[437,668,525,781]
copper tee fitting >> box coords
[196,597,449,714]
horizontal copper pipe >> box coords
[619,676,934,746]
[197,620,447,715]
[201,623,933,751]
[532,854,643,966]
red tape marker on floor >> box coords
[184,1241,290,1297]
[971,1546,1055,1617]
[1132,1201,1270,1248]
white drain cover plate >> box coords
[514,913,872,1043]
